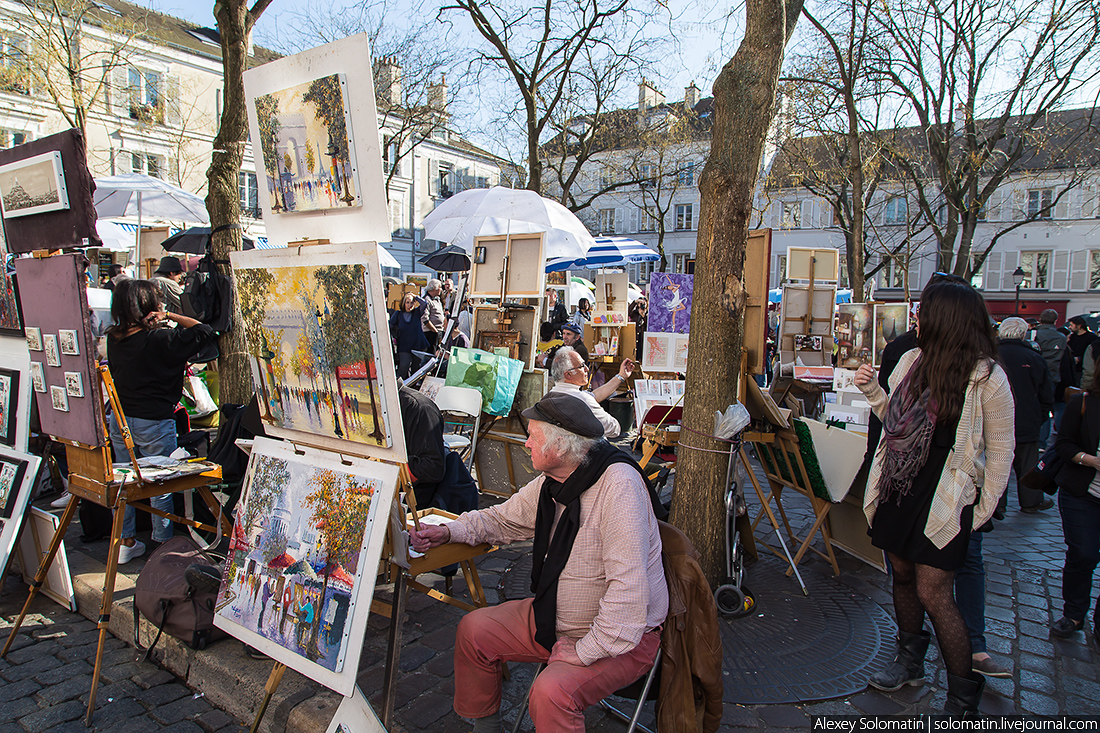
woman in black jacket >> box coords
[1052,379,1100,644]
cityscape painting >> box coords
[255,73,361,213]
[235,260,391,449]
[213,438,396,694]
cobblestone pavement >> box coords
[0,455,1097,732]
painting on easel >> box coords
[648,272,693,334]
[213,438,396,695]
[232,243,403,462]
[873,303,909,367]
[0,447,40,579]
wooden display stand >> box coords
[1,366,229,726]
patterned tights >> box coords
[888,552,972,678]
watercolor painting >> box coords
[43,334,60,367]
[642,332,671,371]
[0,151,69,219]
[236,262,390,448]
[0,234,21,336]
[214,439,395,694]
[58,329,79,356]
[672,334,689,372]
[255,74,360,213]
[0,369,17,447]
[64,371,83,398]
[50,385,68,412]
[873,303,909,367]
[25,327,41,351]
[29,363,44,393]
[835,303,874,369]
[0,458,19,518]
[648,272,693,334]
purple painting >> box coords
[648,272,693,334]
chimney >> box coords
[638,78,664,111]
[684,82,700,110]
[428,74,448,115]
[374,56,403,107]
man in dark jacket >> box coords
[998,317,1055,513]
[1067,316,1098,385]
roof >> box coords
[541,96,715,157]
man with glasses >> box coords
[536,322,589,368]
[550,346,633,438]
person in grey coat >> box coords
[1032,309,1067,448]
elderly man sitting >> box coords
[550,346,634,439]
[411,392,667,733]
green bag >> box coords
[445,347,524,416]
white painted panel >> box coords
[1070,249,1089,292]
[1052,250,1071,291]
[985,251,1003,291]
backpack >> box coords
[181,253,233,333]
[133,536,227,657]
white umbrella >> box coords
[420,187,594,260]
[94,220,135,252]
[93,174,209,223]
[378,245,400,270]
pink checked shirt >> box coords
[448,462,668,665]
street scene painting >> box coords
[214,438,396,693]
[873,303,909,367]
[255,73,361,213]
[836,303,874,369]
[648,272,693,334]
[236,261,391,449]
[0,151,69,219]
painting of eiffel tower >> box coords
[0,151,69,219]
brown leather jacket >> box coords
[656,522,724,732]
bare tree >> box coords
[671,0,804,584]
[869,0,1100,276]
[0,0,144,133]
[441,0,666,195]
[206,0,275,405]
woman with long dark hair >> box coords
[389,292,430,379]
[107,279,217,563]
[854,276,1013,715]
[1051,360,1100,646]
[572,297,592,328]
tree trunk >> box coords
[207,0,269,406]
[670,0,803,585]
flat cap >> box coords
[521,392,604,438]
[561,322,582,334]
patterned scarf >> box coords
[877,369,937,505]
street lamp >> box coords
[1013,266,1026,316]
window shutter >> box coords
[1052,249,1070,291]
[168,157,179,184]
[801,200,812,229]
[427,159,438,196]
[1012,189,1025,220]
[1070,250,1089,291]
[1083,186,1097,219]
[629,208,637,232]
[615,207,624,234]
[166,75,181,126]
[985,251,1003,291]
[984,190,1001,221]
[1001,250,1019,293]
[112,66,129,116]
[1055,193,1068,220]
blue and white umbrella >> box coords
[580,237,661,268]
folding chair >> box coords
[434,385,482,470]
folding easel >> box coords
[0,365,230,726]
[748,429,841,579]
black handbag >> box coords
[1020,444,1061,496]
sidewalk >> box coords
[2,465,1098,731]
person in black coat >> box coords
[997,317,1055,513]
[1052,377,1100,646]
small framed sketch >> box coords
[0,368,18,447]
[64,371,83,398]
[794,334,824,351]
[29,363,44,393]
[0,150,70,219]
[49,385,68,412]
[25,327,42,351]
[58,329,79,356]
[43,334,60,367]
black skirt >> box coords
[869,412,973,571]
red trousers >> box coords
[453,598,660,732]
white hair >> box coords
[999,317,1028,341]
[551,346,578,382]
[538,421,600,466]
[427,278,442,291]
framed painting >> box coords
[835,303,874,369]
[213,437,397,696]
[641,332,671,371]
[244,34,388,248]
[16,506,76,611]
[648,272,693,334]
[0,151,70,219]
[477,330,520,360]
[873,303,910,367]
[0,367,19,447]
[0,232,22,337]
[0,447,40,581]
[230,242,405,463]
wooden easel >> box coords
[0,366,230,726]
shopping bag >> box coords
[183,373,218,417]
[444,347,523,416]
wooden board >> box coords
[744,229,772,375]
[473,430,537,498]
[786,247,840,282]
[16,506,76,611]
[470,234,545,300]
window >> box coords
[673,253,695,274]
[0,35,29,94]
[677,162,694,187]
[599,208,615,234]
[128,68,163,122]
[837,254,849,289]
[0,128,29,149]
[1090,251,1100,290]
[781,201,801,228]
[777,255,787,285]
[1019,251,1050,289]
[382,136,400,176]
[638,209,656,232]
[882,256,905,289]
[239,172,259,218]
[884,196,907,225]
[438,162,453,198]
[631,260,656,284]
[674,204,693,231]
[1027,189,1053,219]
[600,168,616,189]
[131,152,164,178]
[639,163,655,188]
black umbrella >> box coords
[161,226,256,255]
[418,244,471,272]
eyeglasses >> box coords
[566,364,589,374]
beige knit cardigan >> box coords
[858,348,1016,549]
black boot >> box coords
[868,630,931,692]
[944,673,984,716]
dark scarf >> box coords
[529,440,666,652]
[877,369,937,505]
